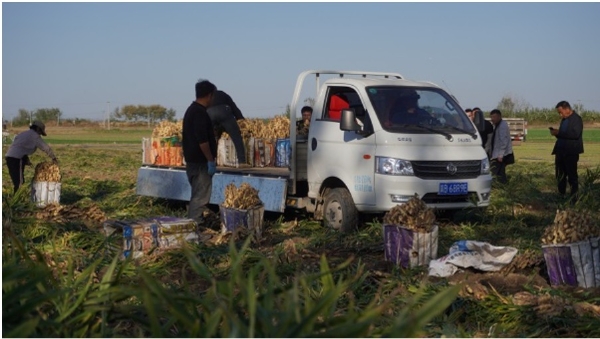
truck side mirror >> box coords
[473,109,485,132]
[340,109,361,131]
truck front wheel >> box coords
[322,188,358,233]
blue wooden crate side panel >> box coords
[136,167,287,212]
[136,167,191,201]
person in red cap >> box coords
[4,120,58,192]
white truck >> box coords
[136,70,492,232]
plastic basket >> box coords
[219,204,264,236]
[542,237,600,288]
[31,181,61,207]
[383,224,439,268]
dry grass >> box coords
[3,127,600,337]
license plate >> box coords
[439,182,468,195]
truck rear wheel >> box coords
[323,188,358,233]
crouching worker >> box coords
[4,121,58,193]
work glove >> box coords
[207,161,216,176]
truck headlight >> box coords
[481,157,490,174]
[376,157,414,176]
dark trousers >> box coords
[5,156,27,193]
[555,153,579,196]
[491,159,507,184]
[185,162,212,223]
[207,105,246,163]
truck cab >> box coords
[290,71,492,231]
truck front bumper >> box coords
[358,174,492,212]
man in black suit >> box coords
[472,107,494,152]
[550,101,584,200]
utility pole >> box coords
[107,101,111,130]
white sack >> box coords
[429,240,518,277]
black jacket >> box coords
[552,111,584,156]
[479,120,494,149]
[182,101,217,163]
[211,90,245,120]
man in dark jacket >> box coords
[182,79,218,224]
[550,100,584,199]
[207,90,249,167]
[472,107,494,151]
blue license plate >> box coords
[439,182,468,195]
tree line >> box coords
[6,96,599,128]
[11,108,63,126]
[8,105,177,127]
[113,105,176,124]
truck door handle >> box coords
[311,138,317,151]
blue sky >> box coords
[2,2,600,121]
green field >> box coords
[3,126,600,337]
[18,126,600,169]
[526,126,600,143]
[7,125,600,145]
[4,126,153,144]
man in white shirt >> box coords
[5,121,58,192]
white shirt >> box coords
[5,129,56,160]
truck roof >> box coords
[321,76,442,89]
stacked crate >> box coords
[103,217,200,259]
[152,136,183,166]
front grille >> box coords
[422,192,479,204]
[412,160,481,179]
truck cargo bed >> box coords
[136,165,290,212]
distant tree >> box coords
[111,107,121,121]
[496,94,530,114]
[165,108,176,121]
[497,96,515,113]
[114,105,138,121]
[12,109,33,126]
[283,104,291,119]
[34,108,62,124]
[113,104,176,123]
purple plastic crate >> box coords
[219,205,264,236]
[383,224,438,268]
[542,237,600,288]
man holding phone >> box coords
[549,101,584,201]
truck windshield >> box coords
[366,86,476,135]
